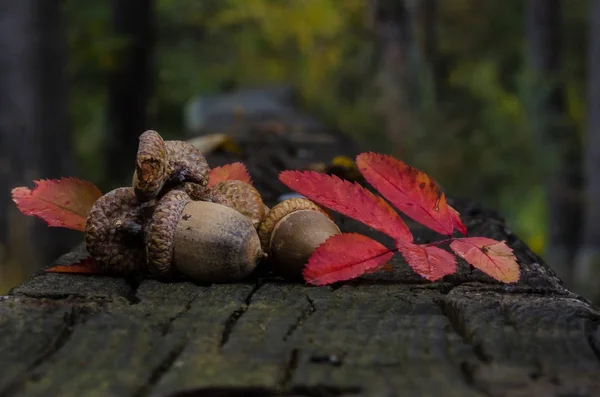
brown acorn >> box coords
[198,180,266,229]
[258,198,341,279]
[84,187,150,274]
[144,189,264,283]
[132,130,210,201]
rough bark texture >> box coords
[0,0,76,290]
[526,0,583,286]
[574,0,600,305]
[2,92,600,396]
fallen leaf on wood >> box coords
[12,178,102,232]
[450,237,519,283]
[46,256,103,274]
[396,241,457,281]
[356,153,467,236]
[303,233,394,285]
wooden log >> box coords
[1,117,600,397]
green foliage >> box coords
[63,0,589,255]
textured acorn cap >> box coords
[258,198,340,279]
[84,187,147,274]
[172,201,264,283]
[133,130,169,201]
[164,140,210,188]
[144,189,191,277]
[258,198,332,252]
[202,180,266,229]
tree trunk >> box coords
[0,0,75,291]
[574,0,600,302]
[370,0,415,151]
[526,0,582,286]
[105,0,155,190]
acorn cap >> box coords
[133,130,169,201]
[165,140,210,188]
[202,180,266,229]
[258,198,332,252]
[145,189,191,277]
[258,198,341,280]
[84,187,147,273]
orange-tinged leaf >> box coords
[279,170,413,243]
[303,233,394,285]
[396,241,457,281]
[46,256,103,274]
[207,162,252,188]
[12,177,102,232]
[357,152,459,236]
[450,237,520,283]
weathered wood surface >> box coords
[2,104,600,397]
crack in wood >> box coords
[0,306,78,397]
[283,295,316,342]
[160,291,202,336]
[277,348,299,390]
[219,282,263,348]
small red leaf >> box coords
[450,237,520,283]
[279,170,413,242]
[356,152,462,236]
[12,177,102,232]
[303,233,394,285]
[396,241,457,281]
[207,163,252,188]
[46,256,103,274]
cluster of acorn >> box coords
[84,130,342,283]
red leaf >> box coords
[450,207,468,236]
[303,233,394,285]
[12,178,102,232]
[207,162,252,188]
[396,241,457,281]
[46,256,103,274]
[450,237,520,283]
[356,152,465,236]
[279,170,413,242]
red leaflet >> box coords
[303,233,394,285]
[450,207,468,236]
[46,256,103,274]
[207,162,253,188]
[396,241,457,281]
[450,237,520,283]
[12,177,102,232]
[279,170,413,243]
[356,153,466,236]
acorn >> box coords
[84,187,151,274]
[145,189,264,283]
[258,198,341,279]
[198,180,266,229]
[132,130,210,202]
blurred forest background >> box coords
[1,0,600,301]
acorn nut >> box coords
[199,180,266,229]
[85,187,150,274]
[145,189,264,283]
[258,198,341,279]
